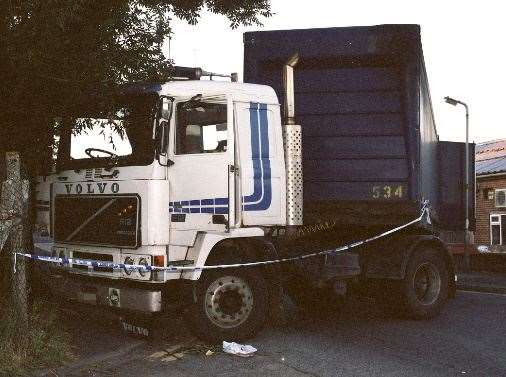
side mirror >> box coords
[156,120,168,154]
[161,97,173,119]
[155,96,175,167]
[155,121,173,166]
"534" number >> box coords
[372,185,404,199]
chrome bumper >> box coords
[48,273,163,313]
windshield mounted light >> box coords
[171,66,203,80]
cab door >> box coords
[167,95,234,232]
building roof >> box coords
[476,139,506,176]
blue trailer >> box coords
[243,24,474,321]
[244,24,474,232]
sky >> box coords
[164,0,506,144]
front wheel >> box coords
[185,268,269,342]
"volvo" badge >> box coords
[64,182,120,194]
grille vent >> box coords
[85,168,103,180]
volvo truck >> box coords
[34,25,473,341]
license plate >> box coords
[77,291,97,305]
[120,320,150,337]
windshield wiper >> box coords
[104,154,120,170]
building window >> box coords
[488,189,495,200]
[496,189,506,207]
[483,188,494,200]
[490,214,506,245]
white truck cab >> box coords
[36,77,296,340]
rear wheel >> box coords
[400,247,449,319]
[186,268,269,342]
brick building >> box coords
[475,139,506,250]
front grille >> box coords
[73,251,114,273]
[54,194,140,248]
[85,168,103,180]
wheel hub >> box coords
[413,262,441,305]
[204,276,253,329]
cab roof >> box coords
[160,80,279,105]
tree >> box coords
[0,0,271,174]
[0,4,270,369]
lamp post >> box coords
[444,96,470,271]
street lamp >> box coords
[444,96,470,271]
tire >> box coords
[185,267,269,343]
[400,247,449,319]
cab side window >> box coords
[176,101,227,155]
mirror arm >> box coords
[156,153,174,167]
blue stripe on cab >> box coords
[215,197,229,205]
[243,102,272,211]
[243,103,263,204]
[214,207,229,215]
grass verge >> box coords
[0,300,73,376]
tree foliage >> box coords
[0,0,271,174]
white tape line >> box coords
[18,202,429,272]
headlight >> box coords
[124,257,134,275]
[138,257,149,277]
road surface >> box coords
[41,290,506,377]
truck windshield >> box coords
[58,94,157,170]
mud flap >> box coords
[321,252,361,281]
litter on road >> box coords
[222,341,257,357]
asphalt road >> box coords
[41,291,506,377]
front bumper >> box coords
[47,271,163,313]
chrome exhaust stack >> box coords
[283,54,299,124]
[282,54,303,227]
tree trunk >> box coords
[0,152,29,324]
